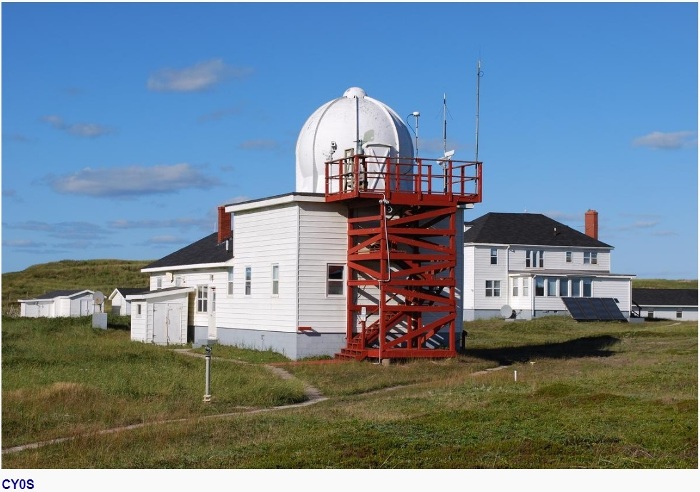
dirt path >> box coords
[2,350,327,455]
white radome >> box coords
[295,87,415,193]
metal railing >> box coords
[325,155,482,204]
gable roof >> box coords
[632,288,698,307]
[464,213,612,248]
[20,290,93,302]
[109,287,149,300]
[143,232,233,270]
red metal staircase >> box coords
[327,155,482,361]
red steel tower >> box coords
[326,154,482,361]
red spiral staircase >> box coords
[325,155,482,361]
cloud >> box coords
[143,235,188,246]
[632,131,697,150]
[45,163,220,197]
[2,239,47,248]
[4,220,111,240]
[108,217,210,230]
[147,59,252,92]
[2,133,33,143]
[238,139,281,151]
[41,115,114,138]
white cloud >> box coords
[198,105,244,122]
[46,163,220,197]
[5,220,110,240]
[108,217,209,230]
[147,59,252,92]
[632,131,697,150]
[41,115,114,138]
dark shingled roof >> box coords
[464,213,612,248]
[34,290,91,299]
[632,288,698,307]
[144,232,233,270]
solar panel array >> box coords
[562,297,628,322]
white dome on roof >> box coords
[295,87,414,193]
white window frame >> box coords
[490,248,498,265]
[197,285,208,313]
[272,264,279,296]
[327,264,345,296]
[566,251,572,263]
[244,267,252,296]
[584,251,598,265]
[485,280,501,297]
[526,250,544,268]
[228,268,234,296]
[512,277,519,297]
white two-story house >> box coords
[463,210,635,320]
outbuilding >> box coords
[19,290,95,318]
[108,287,148,316]
[631,288,698,321]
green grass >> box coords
[1,259,151,315]
[2,315,696,468]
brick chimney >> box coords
[585,209,598,240]
[217,206,232,243]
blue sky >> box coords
[1,1,697,278]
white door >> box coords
[153,303,183,345]
[208,287,217,339]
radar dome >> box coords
[295,87,414,193]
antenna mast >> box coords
[443,93,447,155]
[475,59,483,163]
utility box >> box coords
[92,312,108,329]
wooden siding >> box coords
[508,246,611,272]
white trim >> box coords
[225,193,326,214]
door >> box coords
[153,303,183,345]
[207,287,217,339]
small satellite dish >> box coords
[500,304,515,319]
[94,291,105,305]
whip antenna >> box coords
[475,59,483,163]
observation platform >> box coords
[324,155,482,206]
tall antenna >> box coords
[407,111,420,157]
[442,93,447,155]
[475,59,483,163]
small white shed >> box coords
[127,287,193,345]
[108,287,148,316]
[19,290,95,318]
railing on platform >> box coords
[325,155,482,204]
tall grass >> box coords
[1,316,306,449]
[2,316,696,468]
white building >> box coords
[463,210,635,320]
[130,87,474,360]
[631,288,698,321]
[19,290,95,318]
[108,287,147,316]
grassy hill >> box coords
[1,259,696,315]
[1,259,151,315]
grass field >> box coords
[1,315,696,469]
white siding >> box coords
[463,245,476,310]
[297,202,348,333]
[471,245,510,311]
[131,302,147,341]
[509,246,611,273]
[228,204,300,333]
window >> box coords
[211,288,216,312]
[490,248,498,265]
[571,278,581,297]
[485,280,500,297]
[245,267,252,296]
[327,264,345,296]
[566,251,572,263]
[584,251,598,265]
[228,268,234,296]
[272,264,279,295]
[156,277,162,289]
[526,250,544,268]
[535,277,545,297]
[136,304,142,316]
[197,285,208,312]
[582,278,592,297]
[559,279,569,297]
[676,308,683,319]
[547,278,557,296]
[512,278,519,297]
[522,278,529,297]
